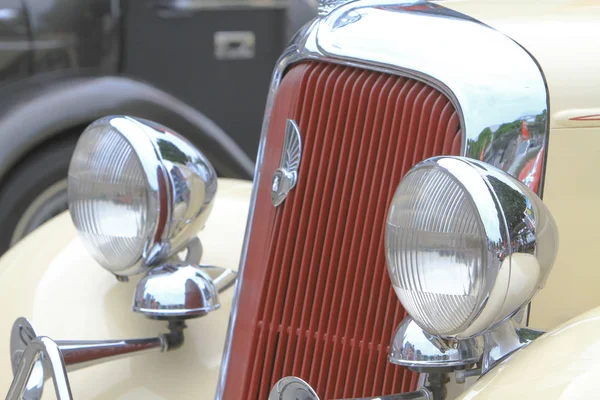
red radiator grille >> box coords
[223,62,462,399]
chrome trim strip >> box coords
[216,1,549,397]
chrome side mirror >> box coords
[6,258,237,400]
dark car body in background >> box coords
[0,0,315,253]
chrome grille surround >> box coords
[216,1,550,398]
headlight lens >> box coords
[69,123,159,271]
[386,156,557,338]
[386,166,488,336]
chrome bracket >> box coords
[481,318,545,373]
[388,317,483,373]
[387,316,545,384]
[133,236,237,320]
[7,317,185,400]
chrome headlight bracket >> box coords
[480,317,544,374]
[388,315,545,381]
[388,317,483,373]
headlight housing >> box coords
[68,116,217,277]
[386,156,557,338]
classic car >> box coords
[1,0,600,399]
[0,0,306,255]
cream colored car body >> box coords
[456,305,600,399]
[1,1,600,399]
[0,179,251,399]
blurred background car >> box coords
[0,0,317,254]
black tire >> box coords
[0,135,78,254]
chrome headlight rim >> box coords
[386,155,557,339]
[105,116,172,270]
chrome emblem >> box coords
[272,119,302,207]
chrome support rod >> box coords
[11,319,185,374]
[8,318,186,400]
[57,335,167,372]
[202,265,238,293]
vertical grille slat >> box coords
[333,71,385,398]
[315,68,370,396]
[358,79,412,397]
[367,77,413,396]
[292,64,341,381]
[344,74,397,398]
[302,67,353,384]
[223,62,462,400]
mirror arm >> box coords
[7,318,187,400]
[56,321,185,372]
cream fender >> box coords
[456,305,600,399]
[0,178,251,399]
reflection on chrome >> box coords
[475,112,548,192]
[389,317,483,369]
[269,377,319,400]
[317,0,353,16]
[133,263,237,320]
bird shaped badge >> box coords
[272,119,302,207]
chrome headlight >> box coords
[385,156,557,339]
[68,116,217,277]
